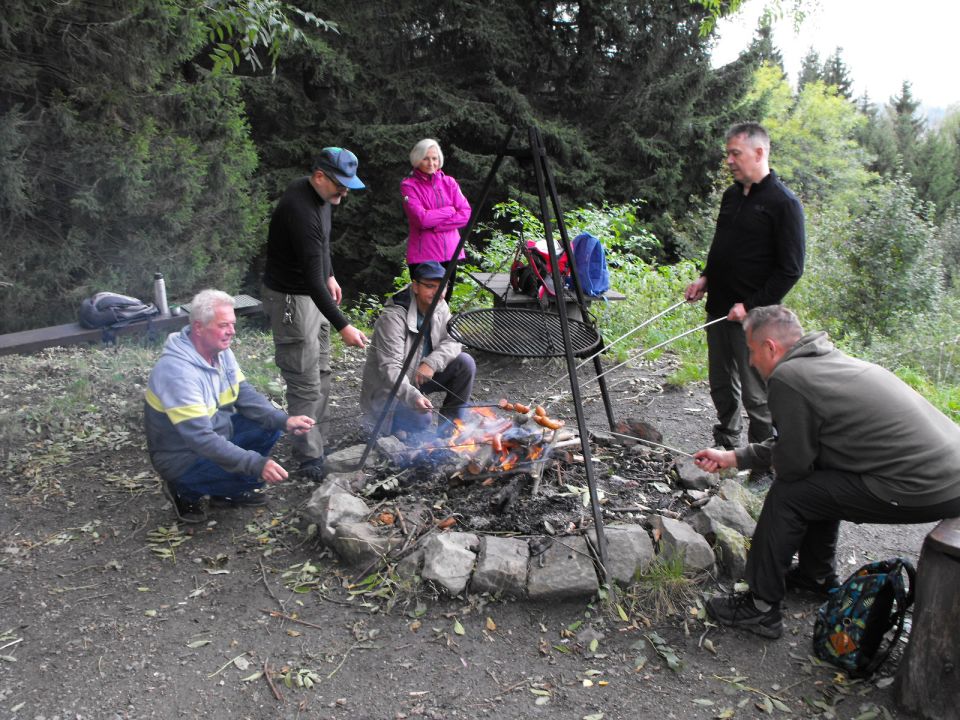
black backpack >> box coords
[79,292,160,329]
[812,557,916,677]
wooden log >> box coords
[895,517,960,720]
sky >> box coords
[710,0,960,113]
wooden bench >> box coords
[0,294,263,357]
[895,516,960,719]
[469,271,625,321]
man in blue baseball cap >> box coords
[262,146,368,481]
[360,261,476,438]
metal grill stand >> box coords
[355,126,613,580]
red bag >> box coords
[509,239,568,299]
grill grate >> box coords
[448,308,601,358]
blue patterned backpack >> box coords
[812,558,915,677]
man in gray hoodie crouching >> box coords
[145,289,315,522]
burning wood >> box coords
[427,400,577,480]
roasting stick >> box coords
[545,299,687,393]
[605,431,695,458]
[579,316,727,390]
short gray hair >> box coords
[409,138,444,169]
[190,289,235,325]
[726,122,770,153]
[743,305,803,344]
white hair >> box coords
[409,138,444,169]
[190,289,235,325]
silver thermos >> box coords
[153,272,170,316]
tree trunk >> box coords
[895,518,960,720]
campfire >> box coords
[421,401,581,487]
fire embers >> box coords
[438,402,569,478]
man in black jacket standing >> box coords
[261,147,368,481]
[685,122,805,458]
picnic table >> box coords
[0,294,262,356]
[468,272,625,321]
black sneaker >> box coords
[214,489,268,507]
[298,457,325,482]
[706,591,783,639]
[162,481,209,524]
[785,565,840,597]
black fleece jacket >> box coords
[703,170,805,317]
[262,177,349,331]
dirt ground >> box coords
[0,343,933,720]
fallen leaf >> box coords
[144,609,157,617]
[186,639,211,649]
[437,517,456,529]
[233,656,250,671]
[453,619,465,635]
[485,617,496,631]
[286,629,301,637]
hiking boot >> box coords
[785,565,840,598]
[213,489,268,507]
[162,481,209,524]
[746,469,775,492]
[298,457,325,482]
[706,591,783,639]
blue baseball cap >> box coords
[412,261,446,281]
[313,147,365,190]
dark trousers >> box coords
[174,415,281,502]
[747,470,960,603]
[706,315,772,447]
[391,353,476,435]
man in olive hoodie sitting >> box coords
[693,304,960,639]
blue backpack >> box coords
[568,232,610,297]
[812,558,915,677]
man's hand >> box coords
[727,302,747,323]
[414,362,435,386]
[692,448,737,473]
[339,324,368,348]
[327,275,343,306]
[684,276,707,302]
[285,415,315,435]
[260,458,288,484]
[413,394,433,412]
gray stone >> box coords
[586,524,655,586]
[325,444,372,473]
[687,495,756,539]
[332,521,393,568]
[527,536,599,599]
[718,477,765,520]
[317,493,370,544]
[712,524,748,581]
[375,435,410,466]
[674,457,720,491]
[651,515,715,573]
[304,472,364,521]
[395,548,424,584]
[470,536,529,597]
[421,532,480,596]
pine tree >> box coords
[0,0,274,331]
[798,48,822,90]
[821,48,854,100]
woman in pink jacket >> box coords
[401,138,472,300]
